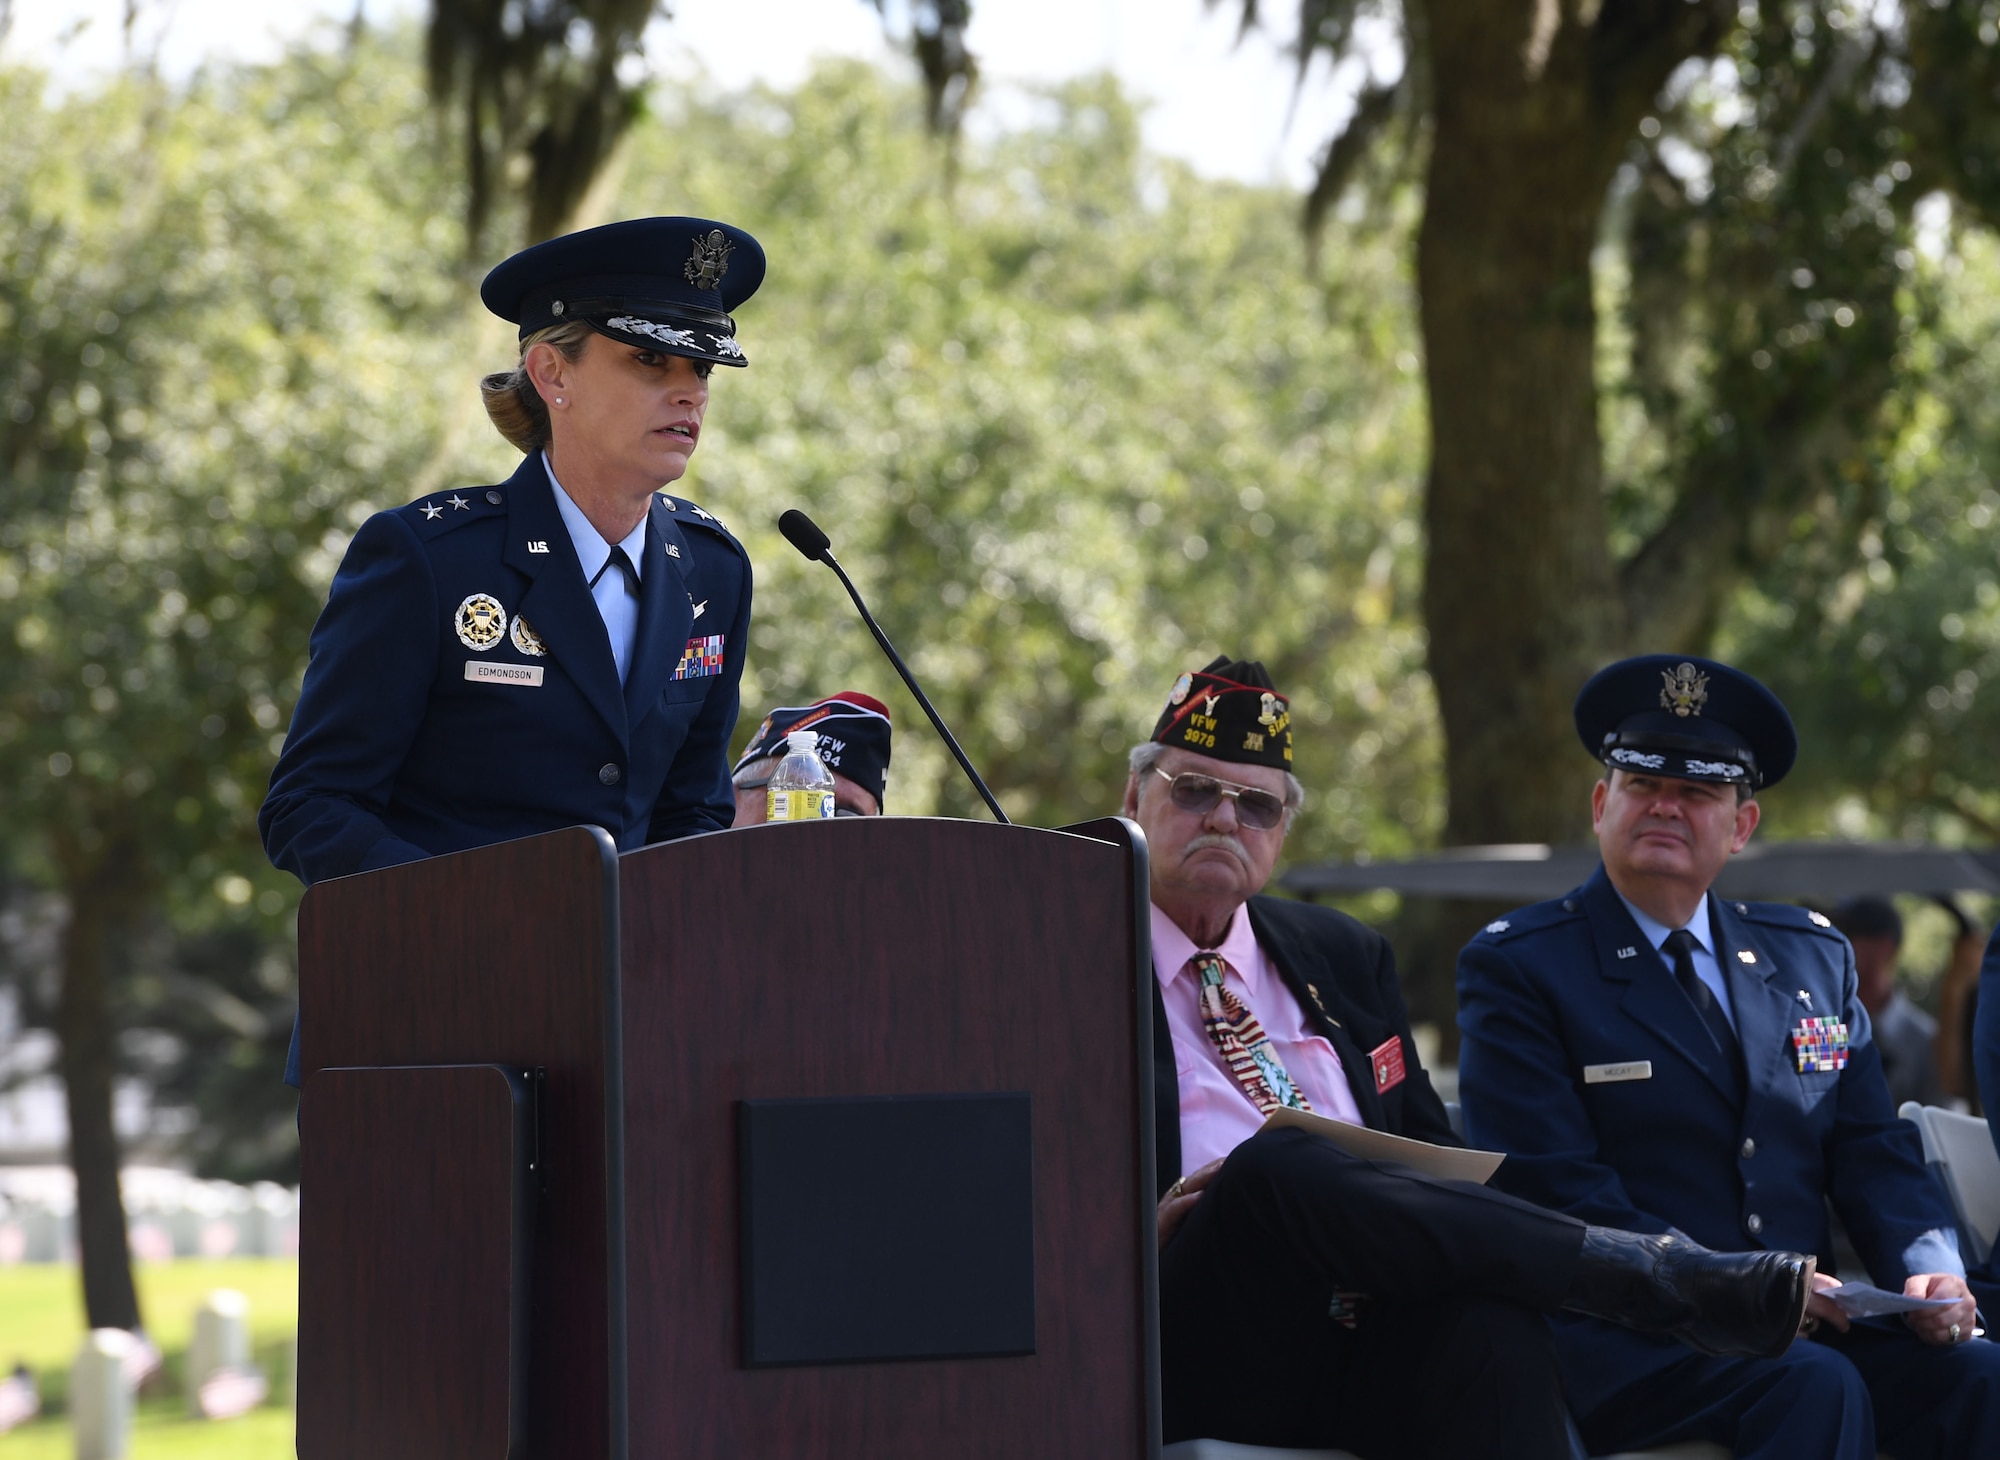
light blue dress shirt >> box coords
[1616,889,1736,1031]
[544,451,646,685]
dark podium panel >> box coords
[298,816,1159,1460]
[299,1065,535,1460]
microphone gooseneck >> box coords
[777,510,1010,825]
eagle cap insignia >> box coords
[684,229,733,290]
[1660,662,1709,717]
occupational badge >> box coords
[684,228,734,290]
[1659,661,1709,717]
[1169,672,1192,706]
[510,614,548,657]
[455,593,507,651]
[1791,1015,1849,1074]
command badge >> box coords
[1659,661,1709,717]
[1792,1015,1849,1074]
[510,614,548,657]
[456,593,507,651]
[684,228,734,290]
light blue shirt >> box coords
[544,451,646,685]
[1616,889,1736,1031]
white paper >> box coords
[1261,1107,1505,1185]
[1826,1283,1962,1318]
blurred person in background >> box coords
[730,692,892,824]
[1830,896,1945,1110]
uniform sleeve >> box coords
[1822,936,1964,1283]
[645,546,750,843]
[1456,936,1678,1234]
[259,511,439,884]
[1976,924,2000,1158]
[1367,931,1461,1148]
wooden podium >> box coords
[295,817,1161,1459]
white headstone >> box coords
[70,1329,132,1460]
[186,1290,251,1416]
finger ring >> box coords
[1168,1178,1185,1200]
[1952,1323,1963,1343]
[1801,1316,1819,1335]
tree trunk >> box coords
[1404,1,1723,1038]
[56,849,144,1333]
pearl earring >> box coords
[554,397,564,405]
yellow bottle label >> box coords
[767,788,834,821]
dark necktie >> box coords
[1664,928,1745,1090]
[590,546,638,594]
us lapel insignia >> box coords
[1736,950,1758,965]
[1792,1016,1849,1073]
[1616,946,1637,959]
[666,543,682,559]
[1368,1036,1407,1093]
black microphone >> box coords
[776,509,1010,825]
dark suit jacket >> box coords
[1151,894,1460,1198]
[260,450,751,886]
[1457,864,1958,1414]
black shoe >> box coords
[1562,1227,1814,1359]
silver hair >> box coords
[1127,740,1305,827]
[732,754,779,791]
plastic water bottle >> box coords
[766,729,835,821]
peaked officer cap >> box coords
[480,216,766,369]
[1574,654,1797,790]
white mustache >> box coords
[1183,833,1252,867]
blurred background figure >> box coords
[1830,896,1945,1110]
[732,693,893,824]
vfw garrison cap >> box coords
[734,692,893,807]
[480,216,767,369]
[1574,654,1797,790]
[1150,656,1293,770]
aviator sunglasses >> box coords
[1152,767,1289,831]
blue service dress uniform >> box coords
[1966,921,2000,1312]
[261,450,750,1077]
[1457,866,2000,1459]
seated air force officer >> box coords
[262,217,763,1083]
[729,691,892,824]
[1456,654,2000,1460]
[1966,926,2000,1314]
[1134,656,1813,1460]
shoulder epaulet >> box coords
[658,493,746,554]
[1472,894,1585,944]
[400,486,506,537]
[1735,901,1845,939]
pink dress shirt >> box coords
[1152,902,1364,1179]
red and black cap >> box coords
[1150,655,1292,770]
[734,692,893,808]
[1574,654,1796,790]
[480,216,766,369]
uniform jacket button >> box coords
[1746,1213,1763,1235]
[486,489,503,504]
[1741,1138,1756,1159]
[599,763,622,786]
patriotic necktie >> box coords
[1192,952,1313,1114]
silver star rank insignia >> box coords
[1485,919,1510,935]
[449,494,470,511]
[691,505,716,522]
[421,502,442,520]
[1808,910,1831,928]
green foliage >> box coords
[601,65,1439,859]
[0,32,475,1176]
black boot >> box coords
[1561,1227,1813,1359]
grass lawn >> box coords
[0,1259,297,1457]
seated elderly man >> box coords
[1130,655,1814,1460]
[730,691,892,825]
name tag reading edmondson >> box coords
[464,661,545,687]
[1583,1061,1653,1085]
